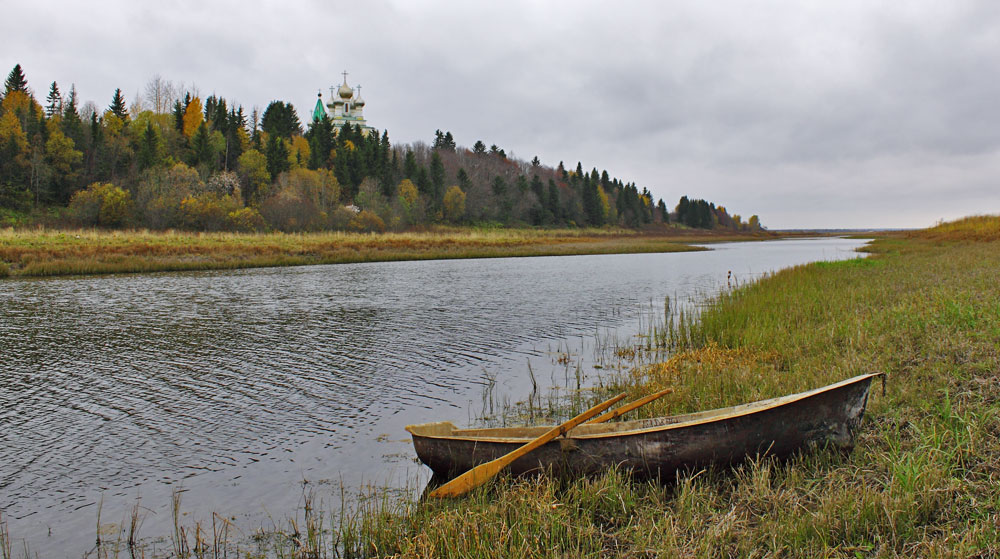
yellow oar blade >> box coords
[427,392,627,499]
[587,388,673,424]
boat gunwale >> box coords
[406,372,881,443]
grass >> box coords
[0,226,775,278]
[915,214,1000,242]
[314,217,999,558]
[8,216,999,557]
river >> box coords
[0,237,867,557]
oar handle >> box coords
[427,392,627,498]
[587,388,673,424]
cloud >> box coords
[2,0,998,227]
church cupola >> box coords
[312,91,327,121]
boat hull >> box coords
[407,374,879,480]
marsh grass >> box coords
[0,227,737,278]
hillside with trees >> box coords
[0,64,762,233]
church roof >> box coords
[312,92,326,121]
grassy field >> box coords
[305,218,998,558]
[0,226,775,278]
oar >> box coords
[427,392,627,499]
[586,388,673,424]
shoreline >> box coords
[0,227,778,279]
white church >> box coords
[312,71,374,134]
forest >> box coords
[0,64,761,233]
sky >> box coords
[4,0,999,229]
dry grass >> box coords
[0,227,751,278]
[912,214,1000,242]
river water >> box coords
[0,237,866,557]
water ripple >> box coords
[0,238,867,557]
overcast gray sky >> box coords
[4,0,998,228]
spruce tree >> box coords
[4,64,28,95]
[265,135,290,179]
[109,88,129,121]
[403,150,417,179]
[137,122,162,170]
[172,99,185,131]
[190,122,216,168]
[429,151,445,204]
[472,140,486,155]
[45,82,62,117]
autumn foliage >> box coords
[0,63,761,233]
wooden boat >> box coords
[406,373,881,480]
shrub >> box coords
[227,207,268,233]
[328,206,358,230]
[259,187,323,232]
[443,185,466,223]
[178,192,242,231]
[348,209,386,233]
[0,260,9,278]
[68,182,134,227]
[135,163,203,229]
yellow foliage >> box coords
[443,185,466,222]
[343,139,356,152]
[0,90,36,116]
[0,112,27,150]
[45,127,83,174]
[397,179,419,208]
[68,183,134,227]
[183,97,204,138]
[289,136,310,169]
[597,187,610,221]
[102,111,125,136]
[227,207,267,232]
[348,209,386,233]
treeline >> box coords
[0,64,762,232]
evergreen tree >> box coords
[172,99,185,132]
[457,168,471,191]
[472,140,486,155]
[4,64,28,96]
[530,174,544,200]
[429,151,445,205]
[306,113,335,169]
[414,166,430,200]
[137,122,162,170]
[45,82,62,118]
[109,88,129,121]
[403,149,417,179]
[515,175,529,194]
[546,179,560,221]
[265,135,290,179]
[190,122,216,168]
[261,101,301,139]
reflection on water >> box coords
[0,237,866,557]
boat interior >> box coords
[405,373,876,441]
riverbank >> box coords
[326,218,999,557]
[0,227,774,278]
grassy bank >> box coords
[313,219,998,558]
[0,227,773,278]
